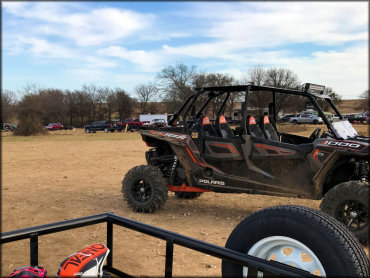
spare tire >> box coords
[222,205,369,277]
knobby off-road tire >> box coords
[122,165,168,213]
[175,192,203,199]
[320,181,369,243]
[222,205,369,277]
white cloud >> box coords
[4,35,75,59]
[66,68,106,83]
[286,46,368,98]
[2,2,368,99]
[112,73,157,94]
[83,56,117,69]
[3,3,156,46]
[186,2,367,47]
[215,46,368,99]
[163,42,239,59]
[98,46,162,72]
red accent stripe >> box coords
[168,183,210,192]
[209,143,238,154]
[312,149,320,162]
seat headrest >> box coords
[219,115,227,124]
[249,116,256,125]
[202,116,211,125]
[263,115,270,124]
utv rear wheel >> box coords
[122,165,168,213]
[175,192,203,199]
[320,181,369,243]
[222,205,369,277]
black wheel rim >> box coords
[132,180,152,202]
[336,200,368,231]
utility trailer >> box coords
[1,212,311,277]
[1,207,369,277]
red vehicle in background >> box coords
[45,123,63,131]
[116,118,149,131]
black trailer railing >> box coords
[1,212,314,277]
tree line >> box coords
[2,63,346,135]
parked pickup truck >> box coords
[289,114,323,124]
[116,118,149,131]
[84,121,115,133]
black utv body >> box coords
[122,83,369,242]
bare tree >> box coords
[82,84,99,120]
[246,67,270,117]
[193,73,236,117]
[359,90,369,99]
[316,87,342,111]
[96,87,111,120]
[1,89,18,123]
[147,102,160,114]
[65,90,78,126]
[38,88,67,124]
[106,92,117,122]
[157,63,197,112]
[115,88,135,120]
[135,83,158,114]
[247,66,266,85]
[23,83,43,95]
[74,90,94,126]
[264,68,300,115]
[14,94,46,136]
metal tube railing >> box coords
[1,212,315,277]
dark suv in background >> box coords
[84,121,115,133]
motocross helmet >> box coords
[8,266,47,278]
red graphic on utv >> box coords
[150,131,187,141]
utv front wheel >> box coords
[222,205,369,277]
[320,181,369,243]
[175,192,203,199]
[122,165,168,213]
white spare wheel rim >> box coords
[244,236,326,277]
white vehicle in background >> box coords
[140,114,171,126]
[289,114,323,124]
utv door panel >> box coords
[204,138,244,160]
[250,138,315,197]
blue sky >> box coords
[2,1,368,99]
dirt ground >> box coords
[1,125,369,277]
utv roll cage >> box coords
[168,83,343,138]
[0,212,314,277]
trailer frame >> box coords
[1,212,314,277]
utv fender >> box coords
[312,151,339,199]
[141,130,188,147]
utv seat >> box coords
[215,115,233,139]
[260,115,279,141]
[200,116,218,137]
[246,115,265,139]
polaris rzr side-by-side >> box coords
[121,83,369,243]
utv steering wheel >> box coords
[309,128,321,142]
